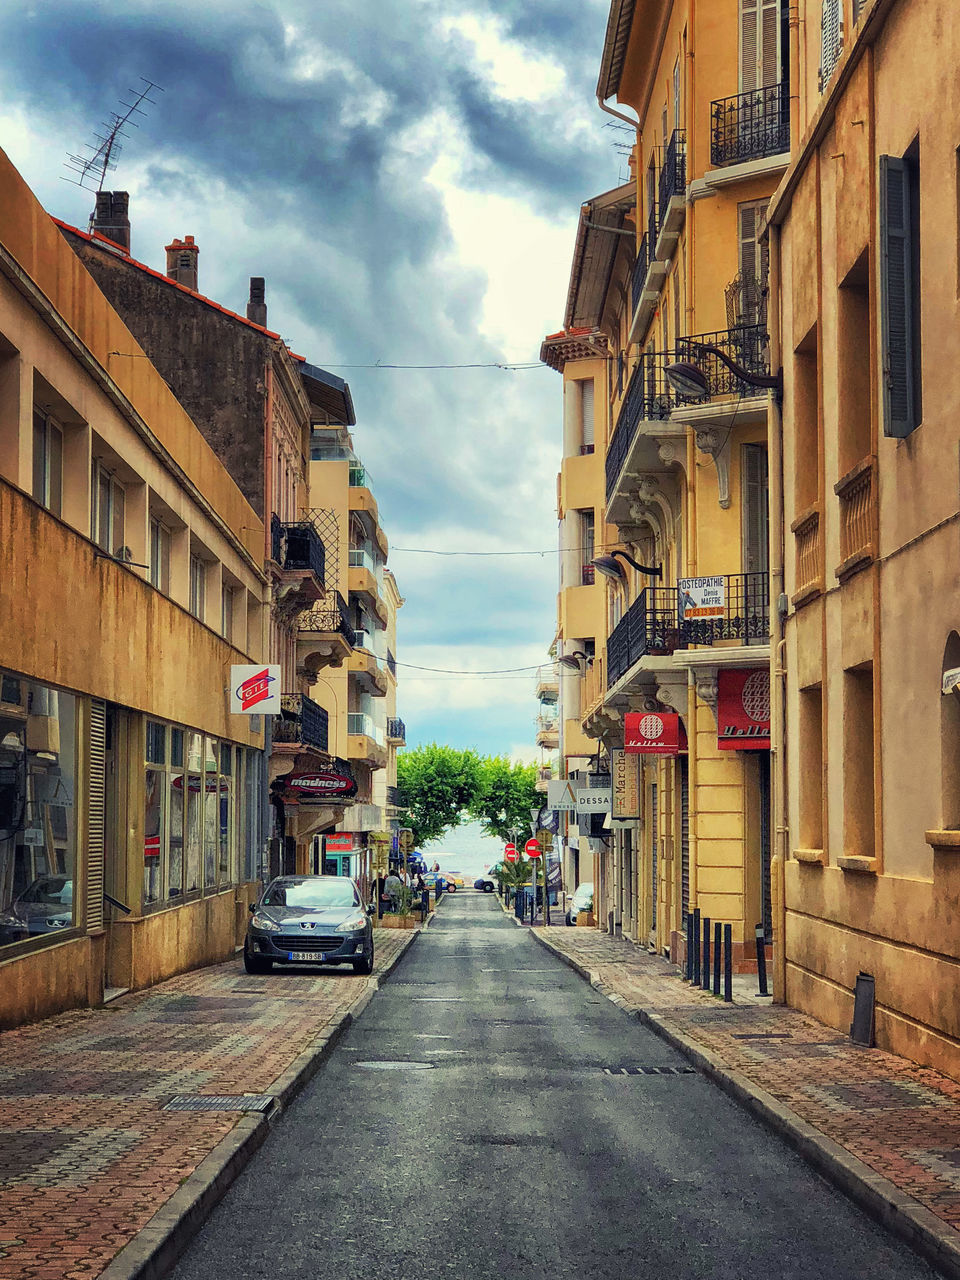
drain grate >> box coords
[603,1065,698,1077]
[163,1094,275,1112]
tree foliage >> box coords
[395,743,482,846]
[469,756,541,844]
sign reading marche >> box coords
[678,576,725,620]
[547,779,578,811]
[230,664,281,715]
[611,750,640,819]
[576,786,611,814]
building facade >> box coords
[0,150,268,1026]
[769,0,960,1075]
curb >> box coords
[98,927,421,1280]
[529,929,960,1280]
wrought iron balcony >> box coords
[658,129,686,227]
[607,587,682,687]
[387,717,406,744]
[680,573,770,646]
[676,325,771,398]
[298,591,355,647]
[271,514,326,583]
[274,693,329,753]
[631,232,650,314]
[711,83,788,168]
[386,784,403,807]
[606,353,679,500]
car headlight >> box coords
[251,913,280,931]
[336,913,367,933]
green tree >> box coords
[469,755,541,843]
[396,743,482,846]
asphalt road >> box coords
[168,892,937,1280]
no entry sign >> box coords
[525,838,542,859]
[504,843,518,863]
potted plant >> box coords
[381,886,418,930]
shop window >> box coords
[32,410,62,517]
[0,674,77,949]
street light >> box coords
[664,342,782,400]
[591,550,662,581]
[557,650,591,670]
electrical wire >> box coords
[395,660,554,675]
[390,541,625,557]
[312,361,545,371]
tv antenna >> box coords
[63,78,163,194]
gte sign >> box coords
[230,664,281,715]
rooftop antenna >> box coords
[63,78,163,203]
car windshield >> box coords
[263,880,359,909]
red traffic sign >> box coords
[525,838,542,859]
[504,843,518,863]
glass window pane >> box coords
[48,426,62,518]
[170,728,184,767]
[185,775,201,893]
[203,738,218,891]
[168,773,184,899]
[220,775,232,885]
[146,721,166,765]
[144,768,163,905]
[32,413,45,504]
[112,482,125,555]
[98,470,111,550]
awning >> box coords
[717,669,770,750]
[624,711,687,756]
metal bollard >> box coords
[692,909,701,986]
[755,924,770,997]
[702,917,711,991]
[685,913,695,981]
[723,924,733,1002]
[713,921,721,995]
[421,890,429,922]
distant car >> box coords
[0,875,73,943]
[423,871,454,893]
[474,864,501,893]
[244,875,374,975]
[565,881,594,926]
[445,872,465,891]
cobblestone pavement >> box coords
[0,929,415,1280]
[539,926,960,1238]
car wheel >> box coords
[244,945,273,974]
[483,883,494,893]
[352,948,374,975]
[447,882,456,893]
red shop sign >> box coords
[624,711,687,756]
[325,833,354,853]
[717,669,771,750]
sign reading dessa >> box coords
[231,665,282,715]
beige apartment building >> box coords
[0,150,268,1026]
[768,0,960,1076]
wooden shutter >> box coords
[650,782,658,932]
[739,200,770,325]
[741,0,779,92]
[580,380,595,449]
[819,0,843,91]
[741,0,759,92]
[761,0,780,87]
[743,445,770,574]
[86,700,106,931]
[879,154,916,437]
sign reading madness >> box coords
[717,669,770,750]
[624,711,687,756]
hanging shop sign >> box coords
[678,576,726,621]
[230,664,282,714]
[325,833,354,853]
[285,766,358,802]
[611,749,641,819]
[547,779,578,811]
[717,669,771,750]
[575,786,611,814]
[624,711,687,756]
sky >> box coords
[0,0,622,762]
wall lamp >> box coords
[664,344,782,400]
[591,550,662,581]
[557,650,591,671]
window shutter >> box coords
[580,380,595,448]
[761,0,780,88]
[740,0,760,93]
[879,154,916,437]
[739,200,769,325]
[86,700,106,931]
[819,0,843,92]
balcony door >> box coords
[740,0,780,93]
[742,444,769,641]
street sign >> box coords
[230,664,281,714]
[547,779,577,811]
[575,787,611,814]
[399,828,414,853]
[525,838,541,859]
[504,843,518,863]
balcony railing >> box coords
[794,508,822,598]
[836,458,876,572]
[676,325,770,396]
[386,784,402,807]
[298,591,354,646]
[711,82,788,168]
[608,587,681,686]
[348,712,385,746]
[271,515,325,582]
[580,653,605,719]
[658,129,686,226]
[631,232,650,314]
[348,464,369,488]
[274,694,329,753]
[680,573,770,646]
[606,353,679,500]
[349,546,376,574]
[387,717,406,744]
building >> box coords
[57,203,359,878]
[543,0,789,963]
[0,151,268,1026]
[768,0,960,1075]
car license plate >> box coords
[287,951,325,962]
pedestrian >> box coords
[383,867,402,911]
[432,861,440,873]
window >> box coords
[880,145,922,437]
[673,57,681,129]
[793,324,820,513]
[578,380,595,454]
[189,554,205,621]
[150,518,170,593]
[837,249,872,471]
[741,0,781,94]
[819,0,843,92]
[91,459,125,554]
[221,585,235,641]
[0,673,78,950]
[579,510,595,585]
[843,665,875,858]
[738,200,770,328]
[797,685,823,850]
[32,411,62,516]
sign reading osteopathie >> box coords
[678,576,725,620]
[230,664,281,715]
[611,749,640,819]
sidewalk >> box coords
[0,926,419,1280]
[533,925,960,1278]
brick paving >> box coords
[0,928,414,1280]
[539,926,960,1238]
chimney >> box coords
[165,235,199,291]
[247,277,267,327]
[90,191,130,253]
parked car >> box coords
[244,875,374,975]
[565,881,594,926]
[474,864,501,893]
[0,875,73,943]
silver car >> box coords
[244,875,374,975]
